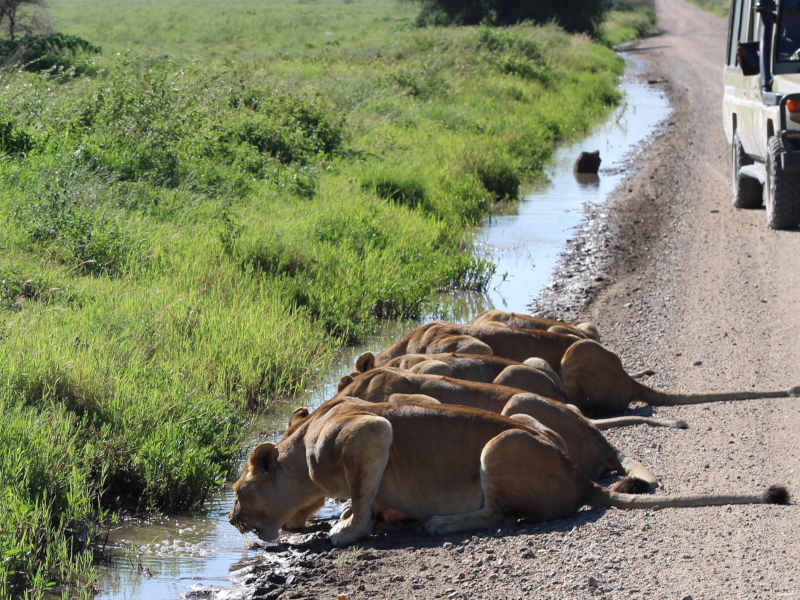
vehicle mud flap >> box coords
[732,131,761,209]
[765,136,800,229]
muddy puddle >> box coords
[93,55,670,599]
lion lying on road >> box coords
[559,339,800,414]
[335,366,687,485]
[469,309,599,340]
[346,352,677,427]
[354,321,575,373]
[341,353,567,402]
[229,398,788,546]
[355,322,799,415]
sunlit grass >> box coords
[598,0,657,46]
[686,0,729,17]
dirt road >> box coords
[225,2,800,598]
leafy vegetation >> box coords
[0,0,640,596]
[598,0,658,47]
[0,33,101,73]
[413,0,605,31]
[687,0,729,17]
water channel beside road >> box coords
[94,54,671,600]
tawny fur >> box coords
[335,367,648,484]
[469,309,599,340]
[229,399,789,546]
[355,323,798,416]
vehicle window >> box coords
[729,0,743,65]
[777,0,800,61]
[738,0,752,42]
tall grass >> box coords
[687,0,729,17]
[598,0,658,46]
[0,0,629,595]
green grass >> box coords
[687,0,729,17]
[0,0,632,596]
[598,0,658,46]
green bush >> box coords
[11,166,143,276]
[0,265,77,311]
[224,89,343,163]
[0,33,100,74]
[415,0,604,30]
[687,0,728,16]
[0,120,33,155]
[477,27,553,83]
[361,169,430,211]
[598,4,657,46]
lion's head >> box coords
[228,441,322,541]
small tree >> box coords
[0,0,46,40]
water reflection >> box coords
[574,173,601,187]
[475,57,670,313]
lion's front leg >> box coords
[328,415,393,546]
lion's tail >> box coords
[640,385,800,406]
[590,481,790,510]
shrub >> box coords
[0,33,101,74]
[476,160,519,200]
[361,170,430,211]
[11,166,143,276]
[414,0,604,31]
[459,151,520,201]
[477,27,553,83]
[0,266,76,311]
[0,120,33,155]
[226,88,343,162]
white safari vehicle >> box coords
[723,0,800,228]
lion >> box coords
[334,366,692,486]
[229,398,789,546]
[469,309,600,340]
[340,352,567,403]
[339,363,685,432]
[352,351,649,404]
[558,339,800,414]
[355,323,799,416]
[354,321,576,373]
[353,351,654,401]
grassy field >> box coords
[0,0,639,596]
[599,0,658,47]
[687,0,729,16]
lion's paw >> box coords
[329,514,370,547]
[424,516,451,536]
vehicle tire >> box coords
[765,135,800,229]
[732,131,761,208]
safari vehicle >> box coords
[723,0,800,229]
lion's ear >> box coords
[248,442,278,473]
[355,352,374,372]
[576,321,600,340]
[337,374,354,392]
[287,407,309,430]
